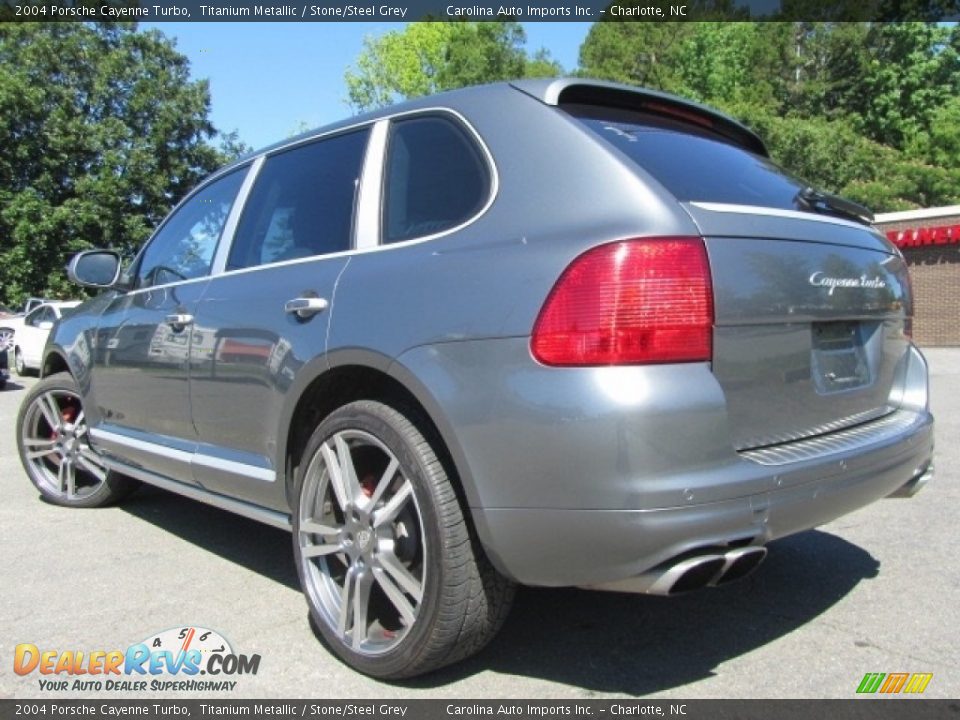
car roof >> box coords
[32,301,81,313]
[219,78,767,175]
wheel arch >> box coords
[280,350,483,527]
[42,348,71,378]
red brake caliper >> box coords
[360,474,376,498]
[50,403,77,440]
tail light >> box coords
[531,237,713,366]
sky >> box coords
[140,22,592,152]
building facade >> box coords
[874,206,960,346]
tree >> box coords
[578,23,694,92]
[344,21,562,112]
[0,22,241,307]
[577,21,960,211]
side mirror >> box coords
[38,321,54,331]
[67,250,122,288]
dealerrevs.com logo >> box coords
[14,626,261,692]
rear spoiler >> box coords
[510,78,768,157]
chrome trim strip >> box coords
[102,458,291,531]
[735,406,895,451]
[91,428,276,482]
[211,155,264,276]
[739,409,924,466]
[192,453,276,483]
[689,201,872,231]
[91,428,193,464]
[355,120,388,250]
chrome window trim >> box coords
[355,120,389,250]
[378,107,499,248]
[125,161,253,295]
[120,108,498,291]
[179,108,500,282]
[211,156,265,275]
[688,201,874,231]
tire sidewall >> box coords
[16,372,119,508]
[292,400,449,679]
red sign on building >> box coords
[886,225,960,249]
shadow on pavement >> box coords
[121,486,878,695]
[404,529,879,695]
[120,484,299,590]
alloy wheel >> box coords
[20,388,109,500]
[297,429,426,656]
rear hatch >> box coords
[565,102,912,450]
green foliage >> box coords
[344,21,562,112]
[0,22,242,308]
[578,21,960,212]
[578,23,695,91]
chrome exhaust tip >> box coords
[888,464,933,498]
[710,546,767,586]
[665,555,727,595]
[581,554,726,596]
[581,543,769,596]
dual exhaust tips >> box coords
[585,545,768,596]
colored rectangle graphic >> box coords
[857,672,933,694]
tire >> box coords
[14,347,27,376]
[292,400,514,679]
[16,372,139,508]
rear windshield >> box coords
[566,105,807,209]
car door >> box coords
[188,128,370,509]
[19,306,54,368]
[87,166,248,484]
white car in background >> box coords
[10,301,81,376]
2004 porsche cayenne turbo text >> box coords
[16,79,934,679]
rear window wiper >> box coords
[794,187,874,226]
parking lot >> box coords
[1,349,957,699]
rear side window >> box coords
[227,129,369,270]
[566,105,807,209]
[383,116,489,244]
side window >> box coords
[226,129,370,271]
[137,168,246,289]
[25,307,47,327]
[383,115,490,244]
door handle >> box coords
[285,297,329,319]
[165,313,194,330]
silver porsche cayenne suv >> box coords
[16,79,934,678]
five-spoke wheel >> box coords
[298,429,425,655]
[293,400,514,679]
[16,372,137,507]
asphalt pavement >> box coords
[1,349,957,699]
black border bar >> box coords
[2,0,959,22]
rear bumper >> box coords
[394,338,934,588]
[473,412,933,586]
